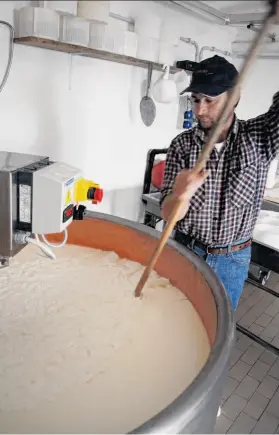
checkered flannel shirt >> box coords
[160,92,279,246]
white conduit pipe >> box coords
[180,37,199,62]
[199,46,232,61]
[235,54,279,59]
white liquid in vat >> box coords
[0,244,210,434]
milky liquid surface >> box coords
[0,244,210,433]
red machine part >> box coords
[93,188,103,202]
[151,160,166,190]
[87,187,104,204]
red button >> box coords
[66,209,72,217]
[94,188,103,202]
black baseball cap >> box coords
[180,55,239,97]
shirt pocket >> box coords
[189,185,205,210]
[229,164,257,208]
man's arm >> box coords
[246,91,279,162]
[160,139,184,222]
[160,139,208,222]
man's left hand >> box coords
[269,0,279,21]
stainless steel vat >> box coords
[50,211,235,434]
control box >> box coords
[0,151,103,261]
[32,162,83,234]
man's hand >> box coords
[173,168,209,201]
[268,0,279,20]
[162,168,209,223]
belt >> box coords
[175,232,252,255]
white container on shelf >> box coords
[37,1,77,16]
[123,31,137,57]
[77,1,110,24]
[105,29,122,54]
[17,6,60,40]
[158,42,176,65]
[134,13,161,40]
[137,36,159,62]
[160,20,180,46]
[104,28,138,56]
[89,21,107,50]
[60,15,89,46]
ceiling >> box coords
[202,1,267,13]
[166,1,278,56]
[199,1,278,56]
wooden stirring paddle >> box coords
[134,10,274,298]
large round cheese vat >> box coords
[50,211,235,434]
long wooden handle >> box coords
[135,199,184,298]
[134,11,274,299]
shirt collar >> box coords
[194,115,239,145]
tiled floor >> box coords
[215,272,279,434]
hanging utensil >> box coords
[134,4,276,299]
[140,63,156,127]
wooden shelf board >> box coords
[14,37,181,73]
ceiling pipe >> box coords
[247,23,276,41]
[185,0,229,24]
[163,0,226,24]
[169,1,267,26]
[180,37,199,62]
[235,53,279,59]
[198,45,279,62]
[199,46,232,62]
[232,39,276,44]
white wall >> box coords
[0,0,238,222]
[234,57,279,120]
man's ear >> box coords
[228,86,241,108]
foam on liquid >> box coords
[0,244,210,433]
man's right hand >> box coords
[162,168,209,223]
[172,168,209,201]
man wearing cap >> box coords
[160,54,279,310]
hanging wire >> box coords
[0,21,14,94]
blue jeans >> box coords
[174,233,251,310]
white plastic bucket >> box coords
[88,21,107,50]
[60,15,89,46]
[137,37,159,62]
[134,13,161,40]
[77,1,110,24]
[17,6,59,40]
[37,1,77,16]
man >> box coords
[160,54,279,310]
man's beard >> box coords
[198,120,211,134]
[198,112,234,134]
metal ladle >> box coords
[140,63,156,127]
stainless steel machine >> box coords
[0,151,103,266]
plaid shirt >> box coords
[160,92,279,246]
